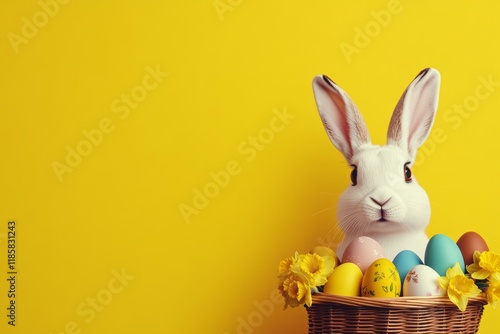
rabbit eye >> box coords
[350,166,358,186]
[404,164,412,183]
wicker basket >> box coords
[306,293,487,334]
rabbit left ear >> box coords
[387,68,440,162]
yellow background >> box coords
[1,1,500,333]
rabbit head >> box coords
[312,68,440,260]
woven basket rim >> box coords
[311,292,488,309]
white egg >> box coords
[403,265,445,297]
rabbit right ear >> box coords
[312,75,371,162]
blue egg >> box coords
[393,250,423,287]
[425,234,465,276]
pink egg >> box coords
[341,236,385,273]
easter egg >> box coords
[361,258,401,297]
[456,231,489,266]
[323,263,363,296]
[393,250,423,287]
[425,234,465,276]
[403,265,445,297]
[342,236,385,273]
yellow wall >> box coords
[1,1,499,333]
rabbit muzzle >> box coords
[364,187,407,228]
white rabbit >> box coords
[312,68,440,261]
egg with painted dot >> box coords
[342,236,385,273]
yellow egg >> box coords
[323,263,363,296]
[361,258,401,297]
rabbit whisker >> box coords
[310,205,335,217]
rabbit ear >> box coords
[312,75,371,162]
[387,68,440,161]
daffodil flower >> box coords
[278,248,336,308]
[438,263,482,312]
[467,251,500,281]
[295,253,335,286]
[278,272,312,309]
[278,252,299,278]
[486,276,500,309]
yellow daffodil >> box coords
[278,272,312,309]
[278,252,299,278]
[438,263,482,312]
[486,277,500,309]
[467,251,500,281]
[295,253,335,287]
[278,248,337,308]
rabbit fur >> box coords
[312,68,440,261]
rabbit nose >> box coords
[370,197,391,207]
